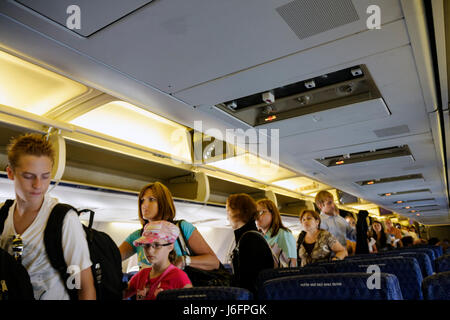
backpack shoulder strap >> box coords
[296,231,307,266]
[296,231,306,253]
[0,200,15,236]
[44,203,79,301]
[174,220,191,256]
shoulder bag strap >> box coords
[175,220,191,256]
[149,264,176,297]
[44,203,79,301]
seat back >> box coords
[331,256,423,300]
[434,254,450,273]
[257,266,327,290]
[379,251,433,278]
[122,271,138,283]
[259,273,403,300]
[156,286,253,300]
[413,245,442,258]
[347,251,432,278]
[422,271,450,300]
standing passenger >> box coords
[0,133,95,300]
[227,194,274,294]
[298,209,347,266]
[369,220,389,252]
[256,199,297,267]
[119,182,219,271]
[123,220,192,300]
[314,191,356,247]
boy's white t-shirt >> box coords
[0,195,92,300]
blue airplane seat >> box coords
[434,254,450,273]
[332,256,423,300]
[259,272,403,300]
[156,286,253,300]
[257,266,327,290]
[422,271,450,300]
[374,251,433,278]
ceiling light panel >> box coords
[0,50,87,115]
[208,152,296,183]
[70,101,192,161]
[272,176,321,192]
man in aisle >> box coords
[0,133,96,300]
[314,191,356,247]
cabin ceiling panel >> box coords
[1,0,403,95]
[174,19,409,107]
[15,0,154,37]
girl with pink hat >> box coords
[123,220,192,300]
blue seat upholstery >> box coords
[156,286,253,300]
[380,251,433,278]
[329,256,423,300]
[422,271,450,300]
[122,271,138,283]
[434,254,450,273]
[394,247,435,262]
[414,245,443,258]
[347,251,433,278]
[257,266,327,290]
[259,273,403,300]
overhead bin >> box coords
[275,192,314,217]
[207,175,268,206]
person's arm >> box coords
[119,241,135,261]
[174,229,220,270]
[78,267,96,300]
[331,241,348,260]
[61,211,96,300]
[279,230,298,267]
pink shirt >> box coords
[127,264,191,300]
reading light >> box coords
[335,160,345,165]
[264,115,277,122]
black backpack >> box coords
[0,246,34,300]
[174,220,233,287]
[0,200,125,300]
[231,230,275,293]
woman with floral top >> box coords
[298,209,347,267]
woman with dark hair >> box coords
[227,194,275,294]
[119,181,220,271]
[256,199,297,267]
[298,209,347,266]
[369,220,389,252]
